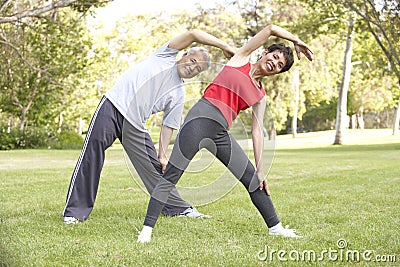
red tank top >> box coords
[203,62,265,127]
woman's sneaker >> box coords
[269,223,302,238]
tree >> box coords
[286,0,397,140]
[394,82,400,135]
[343,0,400,135]
[0,0,108,24]
[0,0,108,131]
[0,10,92,130]
[334,13,356,144]
[291,67,300,138]
[348,29,396,130]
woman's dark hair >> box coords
[266,43,294,73]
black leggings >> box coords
[144,98,280,228]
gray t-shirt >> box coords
[105,42,184,132]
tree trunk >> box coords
[357,112,364,131]
[385,109,389,128]
[78,117,83,135]
[334,13,355,145]
[393,81,400,135]
[351,114,357,129]
[393,97,400,136]
[58,112,63,133]
[292,67,300,138]
[7,117,12,133]
[16,71,41,132]
[19,107,27,131]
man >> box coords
[62,30,235,223]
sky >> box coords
[89,0,226,28]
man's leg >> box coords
[121,122,191,216]
[62,97,123,221]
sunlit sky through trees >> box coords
[88,0,227,29]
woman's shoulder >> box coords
[226,47,251,67]
[224,61,251,74]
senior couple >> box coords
[62,24,313,243]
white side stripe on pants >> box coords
[62,97,107,216]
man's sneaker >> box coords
[269,223,302,238]
[178,207,211,218]
[63,216,79,224]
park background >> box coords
[1,0,399,266]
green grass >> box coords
[1,129,399,266]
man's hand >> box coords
[158,156,168,173]
[158,125,174,173]
[294,40,313,61]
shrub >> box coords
[0,126,52,150]
[49,131,84,150]
[0,125,83,150]
[0,125,15,150]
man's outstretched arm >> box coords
[168,29,235,58]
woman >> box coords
[138,24,313,242]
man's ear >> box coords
[177,52,188,64]
[179,52,188,60]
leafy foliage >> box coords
[1,0,399,149]
[0,7,93,131]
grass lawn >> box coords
[0,129,399,266]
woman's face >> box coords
[258,50,287,76]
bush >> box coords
[49,131,84,150]
[0,126,16,150]
[0,125,83,150]
[0,126,52,150]
[22,127,52,148]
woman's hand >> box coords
[259,179,271,196]
[294,40,314,61]
[222,44,235,59]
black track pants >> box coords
[62,97,190,221]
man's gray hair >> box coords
[186,47,211,69]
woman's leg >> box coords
[214,131,280,228]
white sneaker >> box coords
[269,223,302,238]
[178,207,211,218]
[63,216,79,224]
[137,226,153,243]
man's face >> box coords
[258,50,287,76]
[176,50,208,79]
